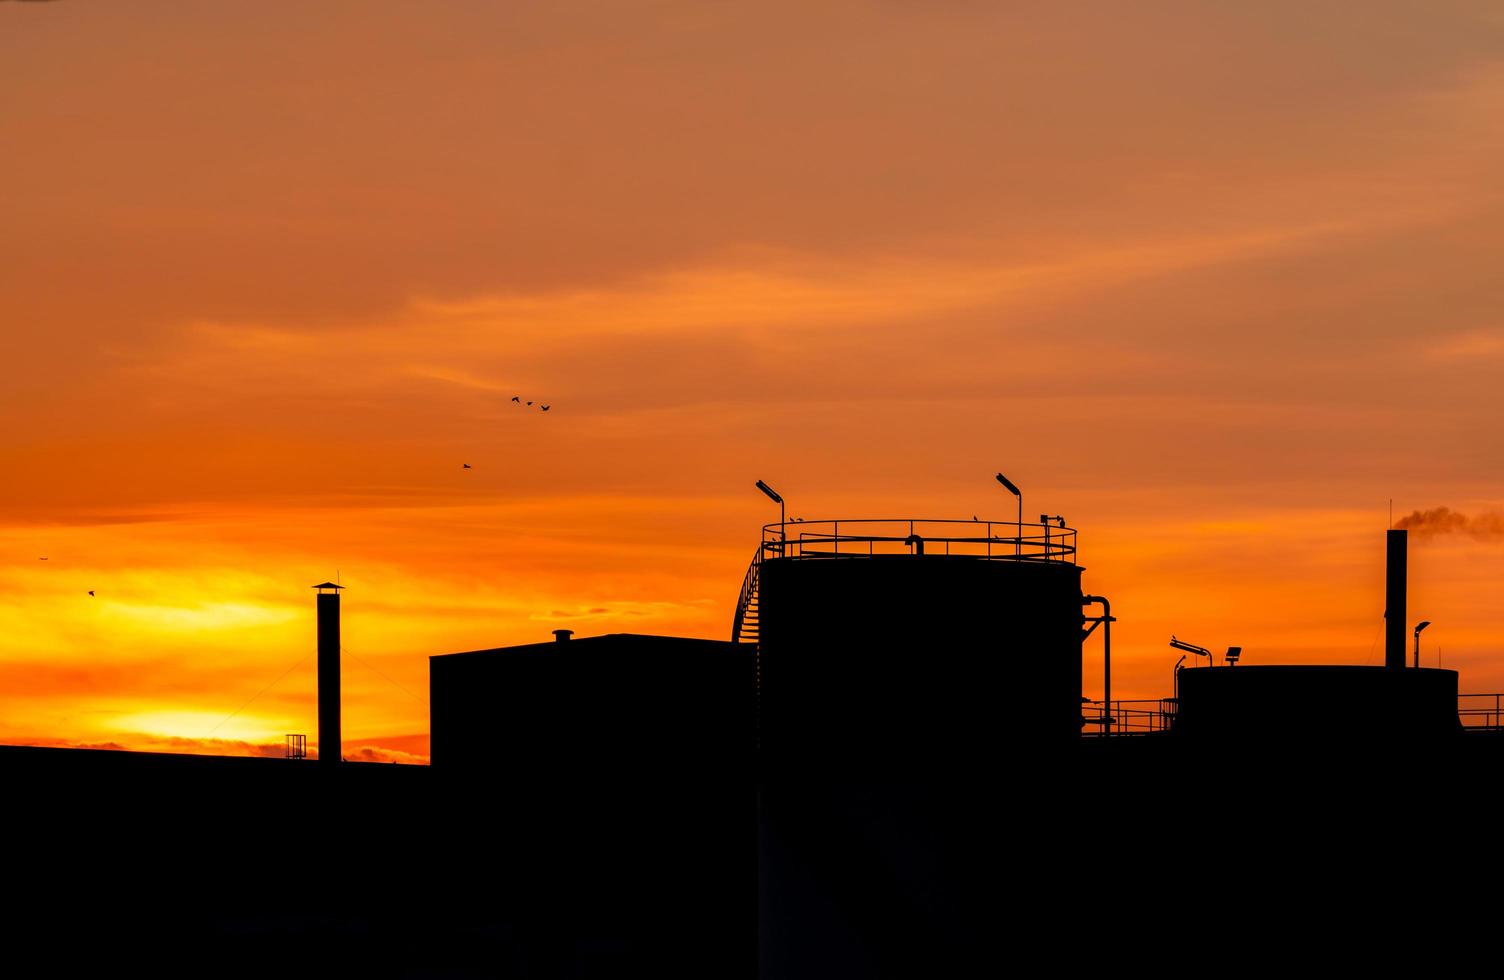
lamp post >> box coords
[996,472,1021,556]
[1413,621,1431,669]
[756,480,785,554]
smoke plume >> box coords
[1395,507,1504,542]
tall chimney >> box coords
[314,582,343,763]
[1385,530,1407,670]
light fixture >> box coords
[755,480,786,549]
[1170,635,1215,667]
[996,473,1021,556]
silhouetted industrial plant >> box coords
[6,479,1501,976]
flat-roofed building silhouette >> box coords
[430,632,755,774]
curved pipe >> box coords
[903,533,924,555]
[1082,594,1113,738]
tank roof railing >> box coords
[760,518,1077,563]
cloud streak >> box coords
[14,733,430,764]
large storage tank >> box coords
[748,518,1087,977]
[743,518,1085,769]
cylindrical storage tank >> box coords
[1172,665,1462,741]
[757,545,1084,770]
[754,521,1086,977]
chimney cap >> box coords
[312,582,344,592]
[552,629,574,642]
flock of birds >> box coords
[462,394,553,470]
[38,391,559,593]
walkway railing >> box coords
[1081,699,1177,736]
[1459,694,1504,732]
[760,518,1077,563]
[1082,694,1504,737]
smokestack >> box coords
[314,582,343,764]
[1385,530,1407,670]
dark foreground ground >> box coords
[2,738,1501,977]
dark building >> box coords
[430,631,759,974]
[430,632,756,773]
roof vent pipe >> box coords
[553,629,574,643]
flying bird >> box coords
[527,401,533,406]
[541,405,550,412]
[88,591,95,597]
[463,463,472,469]
[38,557,48,561]
[511,396,520,403]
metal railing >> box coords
[1082,694,1504,737]
[760,518,1078,563]
[1459,694,1504,732]
[1081,699,1177,737]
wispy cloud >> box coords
[1425,328,1504,361]
[342,744,429,765]
[16,734,285,758]
[12,733,430,764]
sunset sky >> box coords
[5,3,1504,761]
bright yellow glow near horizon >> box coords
[6,4,1504,760]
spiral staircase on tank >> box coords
[732,549,761,645]
[732,549,763,749]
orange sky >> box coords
[5,3,1504,762]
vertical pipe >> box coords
[1102,603,1111,740]
[317,589,341,765]
[1082,595,1112,740]
[1385,529,1407,670]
